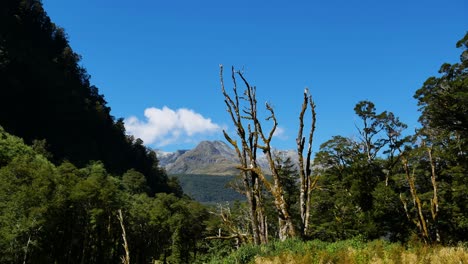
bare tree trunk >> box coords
[117,209,130,264]
[254,179,268,244]
[23,233,32,264]
[245,171,262,244]
[220,65,298,241]
[206,204,250,246]
[220,66,266,244]
[296,89,318,237]
[23,219,41,264]
[401,157,429,243]
[260,149,297,239]
[427,145,440,243]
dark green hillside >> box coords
[173,174,245,204]
[0,0,169,194]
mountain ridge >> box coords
[157,140,297,175]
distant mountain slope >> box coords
[157,141,298,175]
[159,141,239,175]
[173,174,245,204]
[157,150,189,167]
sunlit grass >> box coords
[207,237,468,264]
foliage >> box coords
[0,128,209,263]
[122,168,150,195]
[306,33,467,243]
[414,32,468,139]
[0,126,35,166]
[309,103,410,242]
[412,31,468,242]
[206,33,467,249]
[0,0,172,195]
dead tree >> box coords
[220,65,298,241]
[117,209,130,264]
[219,65,267,244]
[296,89,318,236]
[205,203,250,248]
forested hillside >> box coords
[0,0,170,195]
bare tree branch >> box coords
[220,65,297,241]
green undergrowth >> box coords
[207,237,468,264]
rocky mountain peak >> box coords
[193,140,236,158]
[157,140,298,175]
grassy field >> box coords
[207,237,468,264]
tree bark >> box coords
[23,233,32,264]
[427,145,440,242]
[401,156,429,243]
[296,89,317,236]
[220,65,298,241]
[206,204,250,246]
[220,66,267,244]
[117,209,130,264]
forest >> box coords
[0,0,467,263]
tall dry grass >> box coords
[254,244,468,264]
[208,238,468,264]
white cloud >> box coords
[273,126,288,140]
[124,106,221,147]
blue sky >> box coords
[42,0,467,152]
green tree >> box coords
[410,32,468,243]
[414,32,468,140]
[0,130,58,263]
[122,169,149,195]
[310,136,365,240]
[310,101,411,241]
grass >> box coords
[207,237,468,264]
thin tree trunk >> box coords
[23,233,32,264]
[206,204,250,245]
[220,65,299,241]
[254,178,268,244]
[401,157,429,243]
[305,174,319,235]
[220,66,265,244]
[427,145,440,242]
[255,145,297,239]
[117,209,130,264]
[297,89,317,236]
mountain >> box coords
[157,140,298,175]
[158,141,239,175]
[157,150,190,167]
